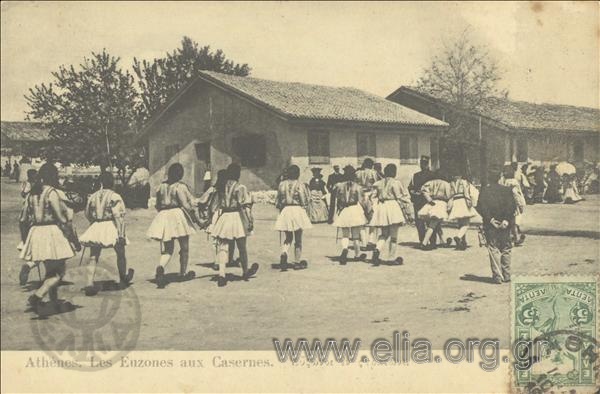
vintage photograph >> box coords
[1,1,598,392]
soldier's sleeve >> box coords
[420,182,433,203]
[238,184,252,208]
[84,194,94,223]
[110,194,126,238]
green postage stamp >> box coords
[511,276,598,392]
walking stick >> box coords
[36,263,42,282]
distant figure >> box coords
[447,169,478,250]
[476,168,516,284]
[197,169,236,267]
[274,165,312,271]
[417,172,452,250]
[408,155,437,244]
[211,163,259,287]
[12,162,20,182]
[544,164,563,203]
[147,163,200,288]
[500,165,526,246]
[326,165,343,223]
[563,174,583,204]
[79,171,134,296]
[368,163,411,265]
[17,169,39,285]
[533,166,546,203]
[3,160,10,177]
[307,167,329,223]
[355,158,380,250]
[330,165,368,265]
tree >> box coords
[133,36,251,123]
[417,30,505,112]
[416,30,506,180]
[25,50,139,182]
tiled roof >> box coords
[198,71,447,127]
[1,121,50,141]
[394,87,599,133]
[478,97,600,132]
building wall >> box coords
[289,125,435,186]
[525,133,600,166]
[148,81,293,193]
[148,82,441,194]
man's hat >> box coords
[311,167,322,174]
[420,155,430,163]
[343,165,355,175]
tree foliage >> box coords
[25,50,139,172]
[133,36,251,123]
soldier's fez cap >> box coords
[311,167,322,173]
[420,155,430,163]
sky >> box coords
[1,1,598,121]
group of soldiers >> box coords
[17,156,520,316]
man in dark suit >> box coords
[327,165,344,223]
[476,168,517,284]
[408,156,436,244]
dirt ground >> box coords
[1,180,598,350]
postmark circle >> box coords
[30,264,141,371]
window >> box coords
[165,144,180,163]
[516,136,528,163]
[357,133,376,160]
[195,142,211,163]
[308,131,330,164]
[399,135,418,163]
[232,134,266,167]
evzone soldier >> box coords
[79,172,134,296]
[197,169,237,268]
[368,164,411,265]
[211,163,259,287]
[330,165,368,265]
[408,155,436,245]
[18,169,39,285]
[274,165,312,271]
[355,158,381,251]
[417,172,452,250]
[147,163,199,288]
[326,165,343,223]
[447,170,479,250]
[22,163,81,314]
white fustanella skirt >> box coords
[212,211,247,240]
[147,208,195,241]
[447,198,477,221]
[418,200,448,221]
[369,200,406,227]
[333,204,368,228]
[20,224,75,261]
[80,220,129,248]
[274,206,313,232]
